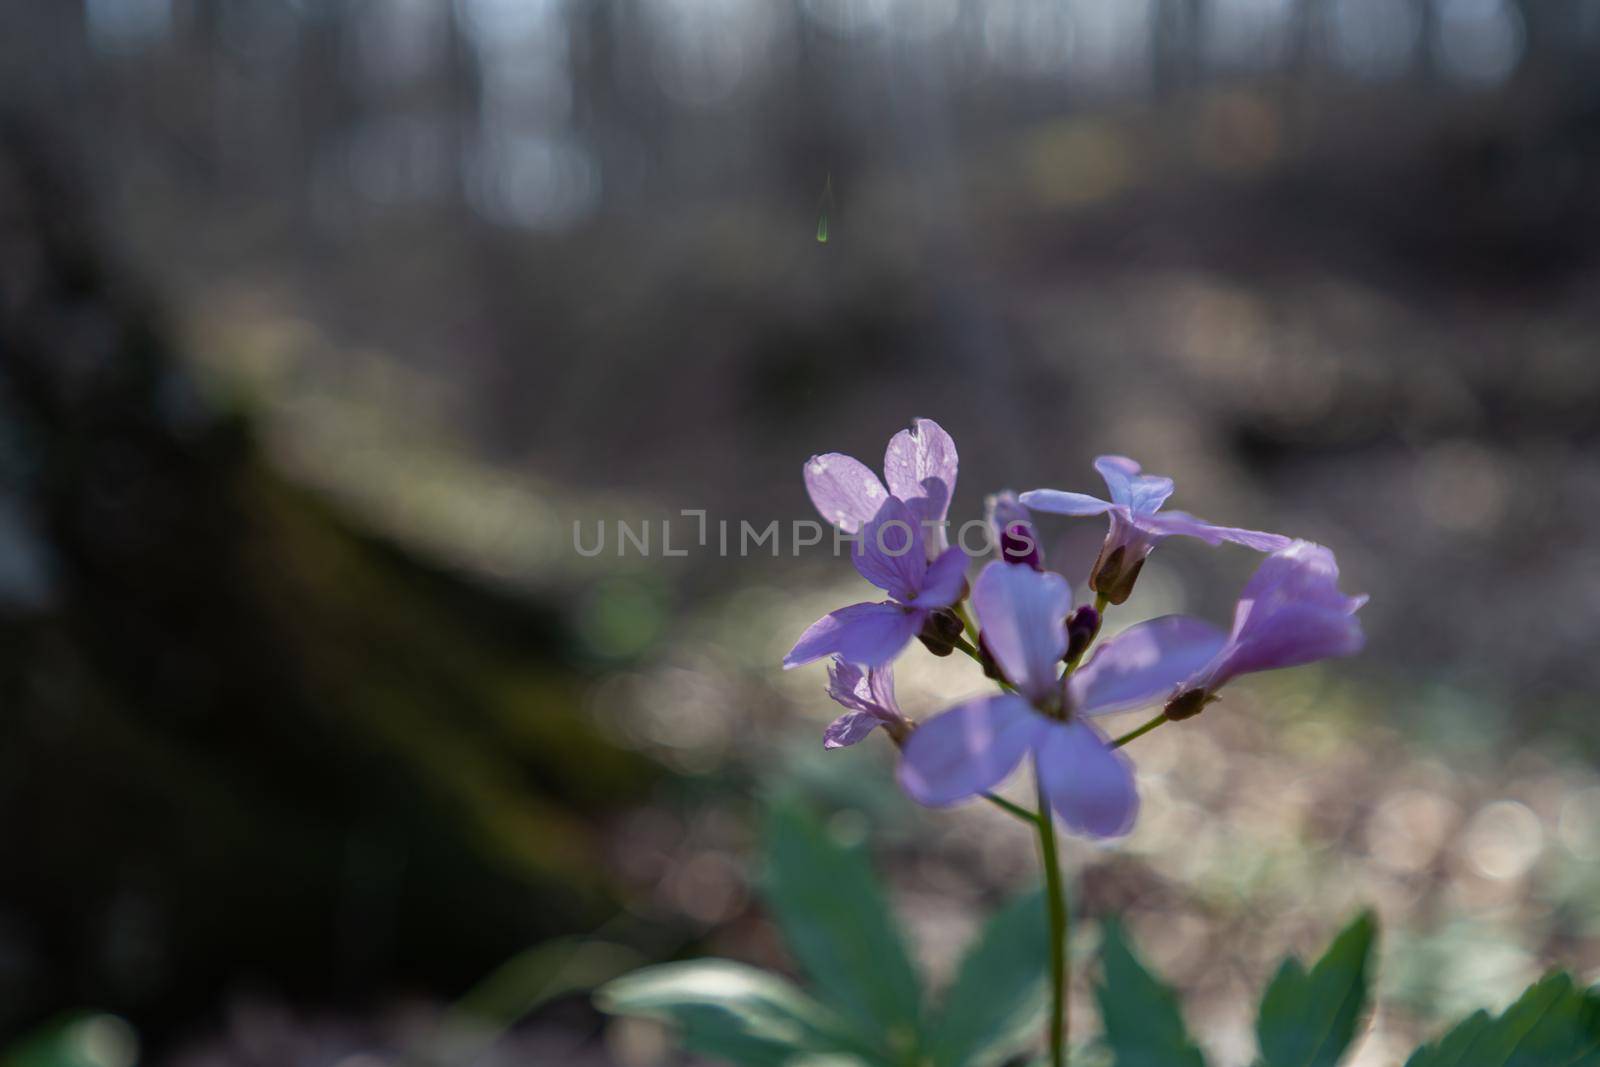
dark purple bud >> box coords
[916,607,966,657]
[938,606,967,640]
[1163,688,1214,722]
[1064,605,1100,664]
[986,491,1044,570]
[1000,522,1043,570]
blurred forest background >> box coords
[3,1,1600,1064]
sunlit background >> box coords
[3,1,1600,1064]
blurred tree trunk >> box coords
[0,125,657,1046]
[1152,0,1207,94]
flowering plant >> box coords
[599,420,1600,1067]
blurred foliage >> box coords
[1254,913,1378,1067]
[760,800,924,1044]
[1404,972,1600,1067]
[601,799,1600,1067]
[1097,921,1207,1067]
[598,796,1048,1067]
[0,1014,137,1067]
[1102,907,1600,1067]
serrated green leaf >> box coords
[1256,911,1378,1067]
[763,800,923,1046]
[1403,973,1600,1067]
[927,890,1050,1067]
[1096,919,1208,1067]
[595,959,874,1066]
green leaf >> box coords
[1256,911,1378,1067]
[2,1013,139,1067]
[595,959,874,1066]
[1403,972,1600,1067]
[762,800,923,1047]
[927,890,1051,1067]
[1096,919,1208,1067]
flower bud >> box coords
[916,607,966,657]
[986,491,1043,570]
[1064,605,1100,664]
[1001,523,1042,570]
[1163,687,1215,722]
[1089,544,1145,605]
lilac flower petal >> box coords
[987,491,1030,534]
[917,547,969,609]
[1207,601,1366,687]
[1094,455,1174,515]
[897,694,1044,806]
[866,663,900,718]
[1234,540,1362,630]
[883,418,958,541]
[1035,720,1140,838]
[784,602,923,669]
[1193,540,1366,690]
[825,657,873,714]
[1142,510,1292,552]
[853,497,928,602]
[970,562,1072,701]
[804,453,890,533]
[1102,508,1146,554]
[826,657,903,724]
[1018,489,1114,517]
[1069,615,1230,715]
[1093,455,1142,483]
[824,710,884,749]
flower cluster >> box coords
[785,419,1366,839]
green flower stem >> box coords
[981,791,1039,825]
[952,631,1018,693]
[957,583,1143,1066]
[1110,711,1168,749]
[953,599,978,638]
[951,634,983,662]
[1035,761,1069,1067]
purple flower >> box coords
[1020,456,1290,604]
[1163,540,1367,719]
[822,656,910,748]
[784,496,969,669]
[986,491,1043,570]
[896,562,1225,838]
[805,418,958,560]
